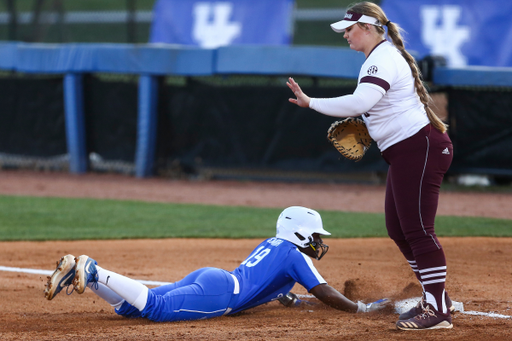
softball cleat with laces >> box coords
[396,303,453,330]
[44,254,76,300]
[73,255,99,294]
[399,293,455,320]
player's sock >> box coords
[406,258,425,294]
[95,265,149,311]
[88,282,125,309]
[404,253,423,283]
[398,246,425,292]
[414,249,448,314]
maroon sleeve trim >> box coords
[360,76,390,92]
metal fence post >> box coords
[135,74,158,178]
[64,73,87,174]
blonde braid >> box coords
[386,22,447,133]
[349,2,448,133]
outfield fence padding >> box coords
[0,42,510,180]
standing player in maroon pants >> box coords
[287,1,454,330]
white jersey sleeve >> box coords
[310,40,429,151]
[309,83,384,118]
[358,41,430,151]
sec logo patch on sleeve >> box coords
[367,65,378,75]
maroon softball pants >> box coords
[381,124,453,257]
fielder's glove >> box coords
[356,298,390,313]
[327,117,372,162]
[278,292,302,307]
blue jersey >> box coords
[229,237,326,314]
[115,237,325,322]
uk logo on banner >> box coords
[381,0,512,67]
[192,2,242,48]
[150,0,294,48]
[420,5,470,67]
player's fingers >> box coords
[287,81,298,90]
[289,98,298,104]
[289,77,300,89]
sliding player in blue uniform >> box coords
[44,206,389,322]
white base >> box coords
[395,297,464,314]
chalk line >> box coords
[0,265,172,286]
[462,311,512,319]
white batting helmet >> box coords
[276,206,331,248]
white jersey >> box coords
[359,40,429,150]
[310,40,429,151]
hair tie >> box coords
[385,20,391,26]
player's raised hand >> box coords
[287,77,311,108]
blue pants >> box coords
[116,267,238,322]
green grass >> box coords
[0,195,510,241]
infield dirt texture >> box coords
[0,171,511,340]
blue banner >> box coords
[149,0,294,48]
[381,0,512,67]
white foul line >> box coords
[2,266,512,319]
[0,265,172,286]
[462,311,512,319]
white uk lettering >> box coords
[420,5,470,67]
[192,2,241,48]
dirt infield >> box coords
[0,171,511,340]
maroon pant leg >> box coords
[382,124,453,257]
